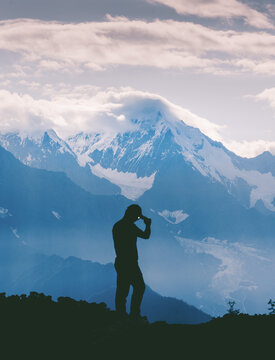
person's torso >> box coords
[113,220,138,262]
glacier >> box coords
[176,236,273,313]
[89,163,156,200]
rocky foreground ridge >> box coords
[0,292,274,359]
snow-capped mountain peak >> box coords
[42,128,75,156]
[1,95,275,211]
[66,98,275,210]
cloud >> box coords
[0,17,275,75]
[148,0,274,29]
[0,18,221,72]
[217,87,275,156]
[98,88,224,141]
[224,139,275,158]
[233,59,275,75]
[0,88,133,137]
[253,87,275,109]
[39,60,70,71]
[0,86,223,141]
[0,86,273,158]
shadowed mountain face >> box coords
[0,145,130,261]
[139,154,275,242]
[90,286,211,324]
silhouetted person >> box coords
[112,204,151,318]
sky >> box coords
[1,0,275,157]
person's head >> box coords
[124,204,142,222]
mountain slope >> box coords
[2,97,275,216]
[0,144,129,261]
[233,151,275,177]
[0,130,120,196]
[64,99,275,243]
[65,99,275,215]
[90,286,211,324]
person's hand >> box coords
[141,215,151,226]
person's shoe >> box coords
[129,313,149,324]
[115,310,128,320]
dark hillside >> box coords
[0,293,273,359]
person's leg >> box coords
[130,264,145,317]
[115,261,130,315]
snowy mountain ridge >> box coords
[0,95,275,210]
[0,129,76,164]
[66,98,275,210]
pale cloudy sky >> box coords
[1,0,275,157]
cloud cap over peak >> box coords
[0,87,222,140]
[0,86,274,158]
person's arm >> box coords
[134,216,151,239]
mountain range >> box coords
[1,95,275,316]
